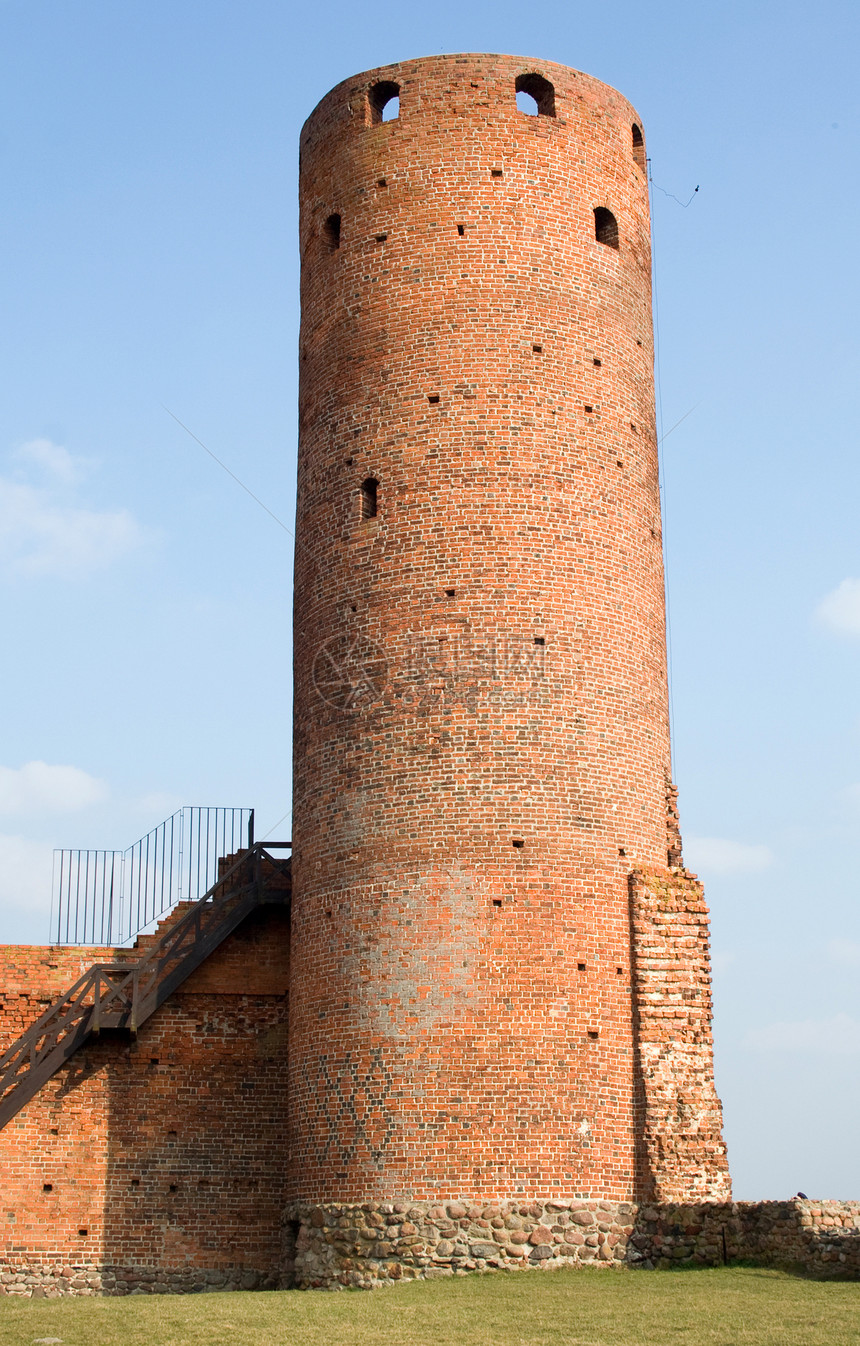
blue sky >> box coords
[0,0,858,1201]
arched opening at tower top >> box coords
[594,207,619,249]
[368,81,400,124]
[515,72,556,117]
[632,123,646,170]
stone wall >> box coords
[633,1200,860,1278]
[283,1199,860,1289]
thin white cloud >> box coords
[0,834,54,914]
[816,577,860,636]
[828,938,860,969]
[744,1013,860,1056]
[0,761,107,815]
[684,836,774,874]
[0,439,147,577]
[12,437,80,484]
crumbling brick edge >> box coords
[2,1199,857,1295]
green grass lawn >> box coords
[1,1266,858,1346]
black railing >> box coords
[51,806,254,946]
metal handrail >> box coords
[51,806,255,946]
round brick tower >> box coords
[290,55,729,1257]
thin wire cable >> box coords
[659,402,702,445]
[648,157,677,781]
[162,405,294,537]
[651,181,699,209]
[259,808,292,842]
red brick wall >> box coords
[0,906,289,1282]
[290,54,712,1204]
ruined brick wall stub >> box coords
[629,867,731,1200]
[291,52,720,1205]
[0,906,289,1282]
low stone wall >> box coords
[632,1200,860,1278]
[0,1263,278,1297]
[2,1199,857,1295]
[285,1198,860,1289]
[285,1199,636,1289]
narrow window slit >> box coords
[593,358,602,367]
[360,478,378,520]
[375,233,387,243]
[323,213,341,252]
[632,124,646,171]
[457,224,465,236]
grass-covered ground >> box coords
[1,1266,858,1346]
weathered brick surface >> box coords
[291,52,727,1206]
[630,867,730,1200]
[0,905,289,1286]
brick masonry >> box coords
[290,51,729,1209]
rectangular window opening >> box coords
[360,478,378,520]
